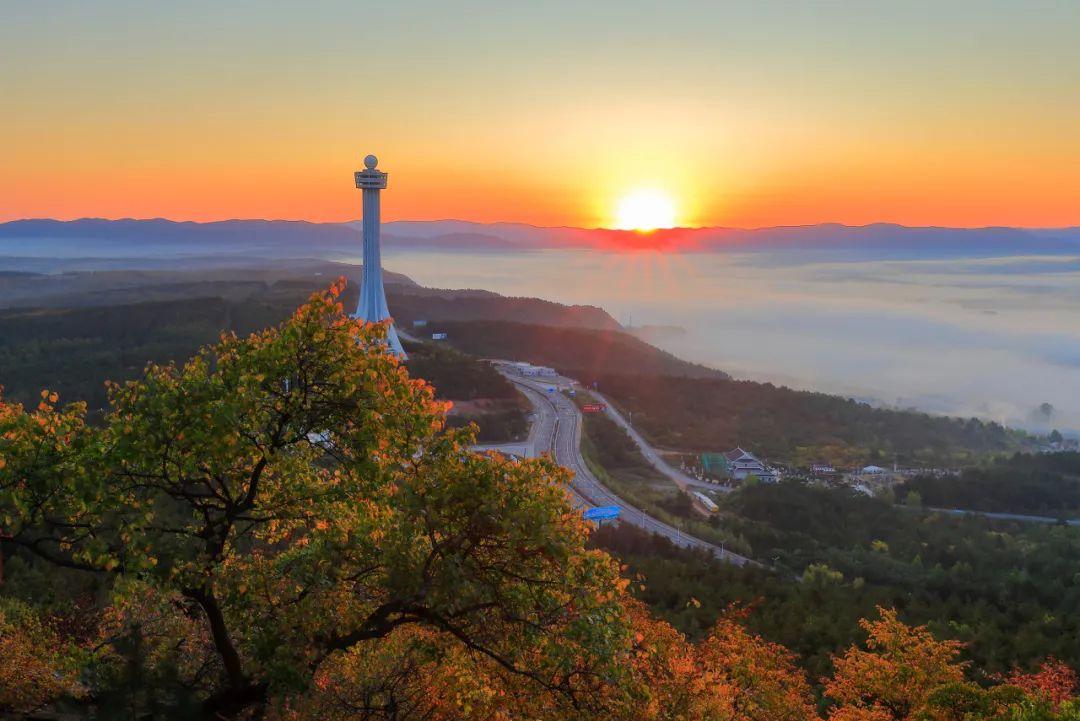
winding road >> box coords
[502,371,756,567]
[590,389,726,493]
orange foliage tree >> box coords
[1002,659,1078,711]
[1,281,632,719]
[0,598,84,714]
[825,607,965,720]
[4,282,1080,721]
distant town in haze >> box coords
[2,3,1079,720]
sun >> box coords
[614,189,677,232]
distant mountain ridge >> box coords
[4,218,1078,261]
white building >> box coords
[509,362,557,377]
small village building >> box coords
[702,448,780,483]
[510,362,557,377]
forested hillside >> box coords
[428,318,1028,466]
[402,340,528,441]
[593,502,1080,681]
[725,480,1080,674]
[439,320,727,380]
[0,274,612,425]
[580,409,1080,678]
[900,452,1080,515]
[385,285,619,330]
[0,263,617,329]
[591,373,1028,466]
[0,294,527,441]
[3,286,1078,720]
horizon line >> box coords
[4,216,1080,234]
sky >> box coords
[2,1,1078,228]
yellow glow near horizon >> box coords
[613,189,677,232]
[3,6,1079,227]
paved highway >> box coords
[505,373,756,567]
[470,382,554,459]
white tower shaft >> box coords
[354,154,406,358]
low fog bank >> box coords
[382,247,1080,436]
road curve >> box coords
[507,375,757,567]
[590,389,725,493]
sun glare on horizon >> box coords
[614,189,677,232]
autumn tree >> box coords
[0,282,632,719]
[1003,660,1079,711]
[597,601,815,721]
[695,614,817,721]
[825,607,965,720]
[0,598,84,715]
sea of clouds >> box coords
[384,247,1080,435]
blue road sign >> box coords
[582,506,621,521]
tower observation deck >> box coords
[353,154,406,358]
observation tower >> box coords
[353,154,406,358]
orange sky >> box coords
[2,3,1078,229]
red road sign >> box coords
[582,403,606,413]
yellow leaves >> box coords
[688,616,817,721]
[0,601,85,712]
[327,276,347,298]
[2,283,648,716]
[825,606,966,719]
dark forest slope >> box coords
[435,320,726,380]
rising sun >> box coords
[614,189,677,232]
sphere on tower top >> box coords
[363,154,378,170]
